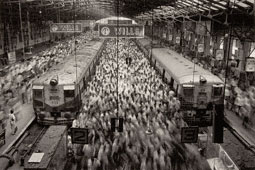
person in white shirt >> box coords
[9,110,17,135]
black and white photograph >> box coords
[0,0,255,170]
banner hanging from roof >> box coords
[50,23,82,33]
[98,24,144,38]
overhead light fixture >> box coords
[223,14,229,25]
[207,10,212,18]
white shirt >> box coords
[9,113,16,124]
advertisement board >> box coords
[50,23,82,33]
[98,24,144,38]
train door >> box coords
[154,60,157,69]
[83,77,87,91]
[162,69,166,82]
[170,78,174,89]
[32,85,44,109]
[88,67,91,81]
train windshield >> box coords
[213,84,223,97]
[64,85,75,98]
[33,86,44,98]
[64,90,75,98]
[183,85,194,97]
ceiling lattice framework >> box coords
[1,0,255,26]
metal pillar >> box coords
[18,0,25,58]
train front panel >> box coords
[179,82,224,127]
[33,84,78,125]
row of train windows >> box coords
[33,89,75,98]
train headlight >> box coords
[50,78,58,86]
[199,76,207,84]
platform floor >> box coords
[0,103,35,155]
[224,109,255,149]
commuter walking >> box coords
[9,110,17,135]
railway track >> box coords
[0,121,49,170]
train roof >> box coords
[33,40,104,85]
[137,37,223,85]
[152,48,223,84]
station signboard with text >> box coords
[50,23,82,33]
[98,24,144,38]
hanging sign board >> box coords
[181,126,199,143]
[216,49,224,60]
[169,34,173,41]
[71,128,89,144]
[50,23,82,33]
[176,36,180,44]
[182,109,212,127]
[163,32,167,39]
[245,58,255,72]
[198,44,204,53]
[8,51,16,64]
[98,24,144,38]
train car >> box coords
[136,38,224,126]
[32,40,105,125]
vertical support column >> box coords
[241,41,250,71]
[0,2,4,56]
[204,35,210,56]
[19,0,25,58]
[27,10,30,47]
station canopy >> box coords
[2,0,255,24]
[95,16,138,24]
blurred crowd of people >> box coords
[179,41,255,129]
[71,39,210,170]
[225,78,255,128]
[0,31,98,128]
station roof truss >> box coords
[1,0,255,40]
[135,0,255,24]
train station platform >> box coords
[0,103,35,155]
[224,109,255,149]
[137,37,255,149]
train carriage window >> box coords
[64,90,75,98]
[183,84,194,97]
[33,90,43,98]
[212,84,224,97]
[64,85,75,98]
[32,85,44,98]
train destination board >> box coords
[50,23,82,33]
[71,128,89,144]
[99,24,144,38]
[181,126,199,143]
